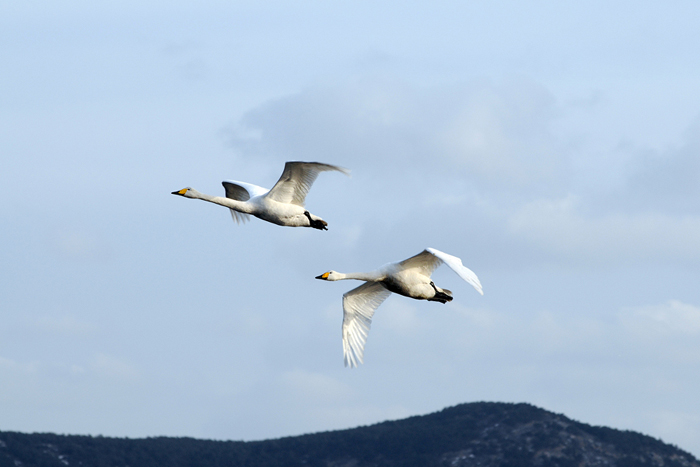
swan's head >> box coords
[171,187,196,198]
[315,271,340,281]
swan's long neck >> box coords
[336,271,384,282]
[190,190,254,214]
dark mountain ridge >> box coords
[0,402,697,467]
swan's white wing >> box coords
[397,249,444,276]
[222,180,269,199]
[221,180,269,224]
[426,248,484,295]
[342,282,392,368]
[266,161,349,206]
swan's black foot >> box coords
[428,281,453,304]
[304,211,328,230]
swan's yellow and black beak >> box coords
[315,272,330,280]
[171,188,188,196]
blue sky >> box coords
[2,0,700,456]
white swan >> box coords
[172,161,349,230]
[316,248,483,368]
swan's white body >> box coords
[172,161,349,230]
[316,248,483,368]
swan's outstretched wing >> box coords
[266,161,349,206]
[221,180,269,224]
[342,282,392,368]
[222,180,269,199]
[397,249,444,276]
[426,248,484,295]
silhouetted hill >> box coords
[0,402,697,467]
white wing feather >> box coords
[266,161,349,206]
[222,180,270,224]
[341,282,391,368]
[426,248,483,295]
[397,249,444,276]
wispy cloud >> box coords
[90,353,139,380]
[620,300,700,336]
[509,195,700,264]
[29,315,99,336]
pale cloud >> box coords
[437,306,606,361]
[437,80,565,189]
[51,229,110,261]
[400,297,700,371]
[2,354,137,381]
[0,356,39,374]
[227,78,567,195]
[508,195,700,264]
[90,353,139,380]
[224,78,700,272]
[624,117,700,214]
[619,300,700,336]
[280,369,353,403]
[29,315,98,336]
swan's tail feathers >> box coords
[229,209,251,225]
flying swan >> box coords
[172,161,349,230]
[316,248,483,368]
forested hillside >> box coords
[1,402,697,467]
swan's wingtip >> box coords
[323,161,351,176]
[329,164,351,177]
